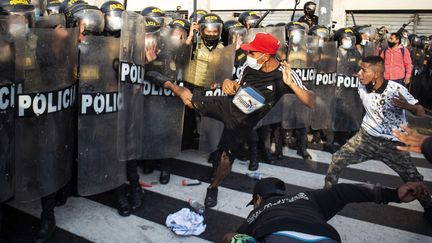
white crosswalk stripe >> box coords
[8,147,432,243]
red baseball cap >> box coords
[240,32,281,55]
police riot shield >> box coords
[14,27,78,202]
[361,41,377,58]
[310,41,337,130]
[198,88,226,153]
[35,14,66,28]
[229,28,248,79]
[140,28,191,159]
[184,41,235,89]
[0,15,25,203]
[77,36,126,196]
[333,48,363,132]
[280,35,319,129]
[117,11,146,161]
[245,26,286,60]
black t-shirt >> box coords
[237,183,401,242]
[235,64,305,126]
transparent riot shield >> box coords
[198,88,226,153]
[184,40,235,89]
[0,15,25,203]
[117,11,146,161]
[310,41,337,130]
[281,35,319,129]
[14,27,79,202]
[333,48,363,132]
[229,28,248,79]
[77,36,126,196]
[35,14,66,28]
[140,28,191,159]
[362,41,377,58]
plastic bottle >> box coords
[246,172,263,180]
[189,199,205,214]
[182,179,202,186]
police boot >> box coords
[248,145,259,171]
[129,185,144,211]
[33,215,56,243]
[34,194,56,243]
[263,150,275,164]
[116,187,132,217]
[159,170,170,185]
[54,183,71,207]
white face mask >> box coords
[246,54,265,70]
[341,39,352,49]
[292,33,302,45]
[318,39,324,48]
[360,39,369,46]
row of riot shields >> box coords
[256,38,365,133]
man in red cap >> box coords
[150,32,315,207]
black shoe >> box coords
[208,150,220,164]
[248,161,259,171]
[204,187,218,208]
[276,153,284,160]
[33,217,56,243]
[159,170,171,184]
[323,144,337,154]
[54,187,69,207]
[263,151,275,164]
[424,208,432,224]
[130,186,144,211]
[142,165,154,174]
[117,193,132,217]
[297,149,312,160]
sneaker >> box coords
[204,187,218,208]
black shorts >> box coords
[192,95,253,162]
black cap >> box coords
[246,177,286,206]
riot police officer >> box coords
[297,1,318,28]
[238,10,260,29]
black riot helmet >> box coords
[100,0,124,32]
[141,6,166,26]
[286,21,308,33]
[408,34,422,48]
[238,11,260,29]
[198,13,223,42]
[168,18,190,43]
[221,19,246,46]
[144,16,161,49]
[420,35,430,49]
[59,0,87,14]
[309,25,330,40]
[286,21,307,45]
[0,0,36,28]
[65,3,104,34]
[145,16,161,34]
[189,9,207,22]
[304,1,316,16]
[169,18,190,34]
[353,25,376,45]
[46,0,61,14]
[334,27,356,49]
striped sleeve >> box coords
[290,69,308,90]
[236,62,249,83]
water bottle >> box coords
[246,172,263,180]
[189,199,205,214]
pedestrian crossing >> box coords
[4,146,432,243]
